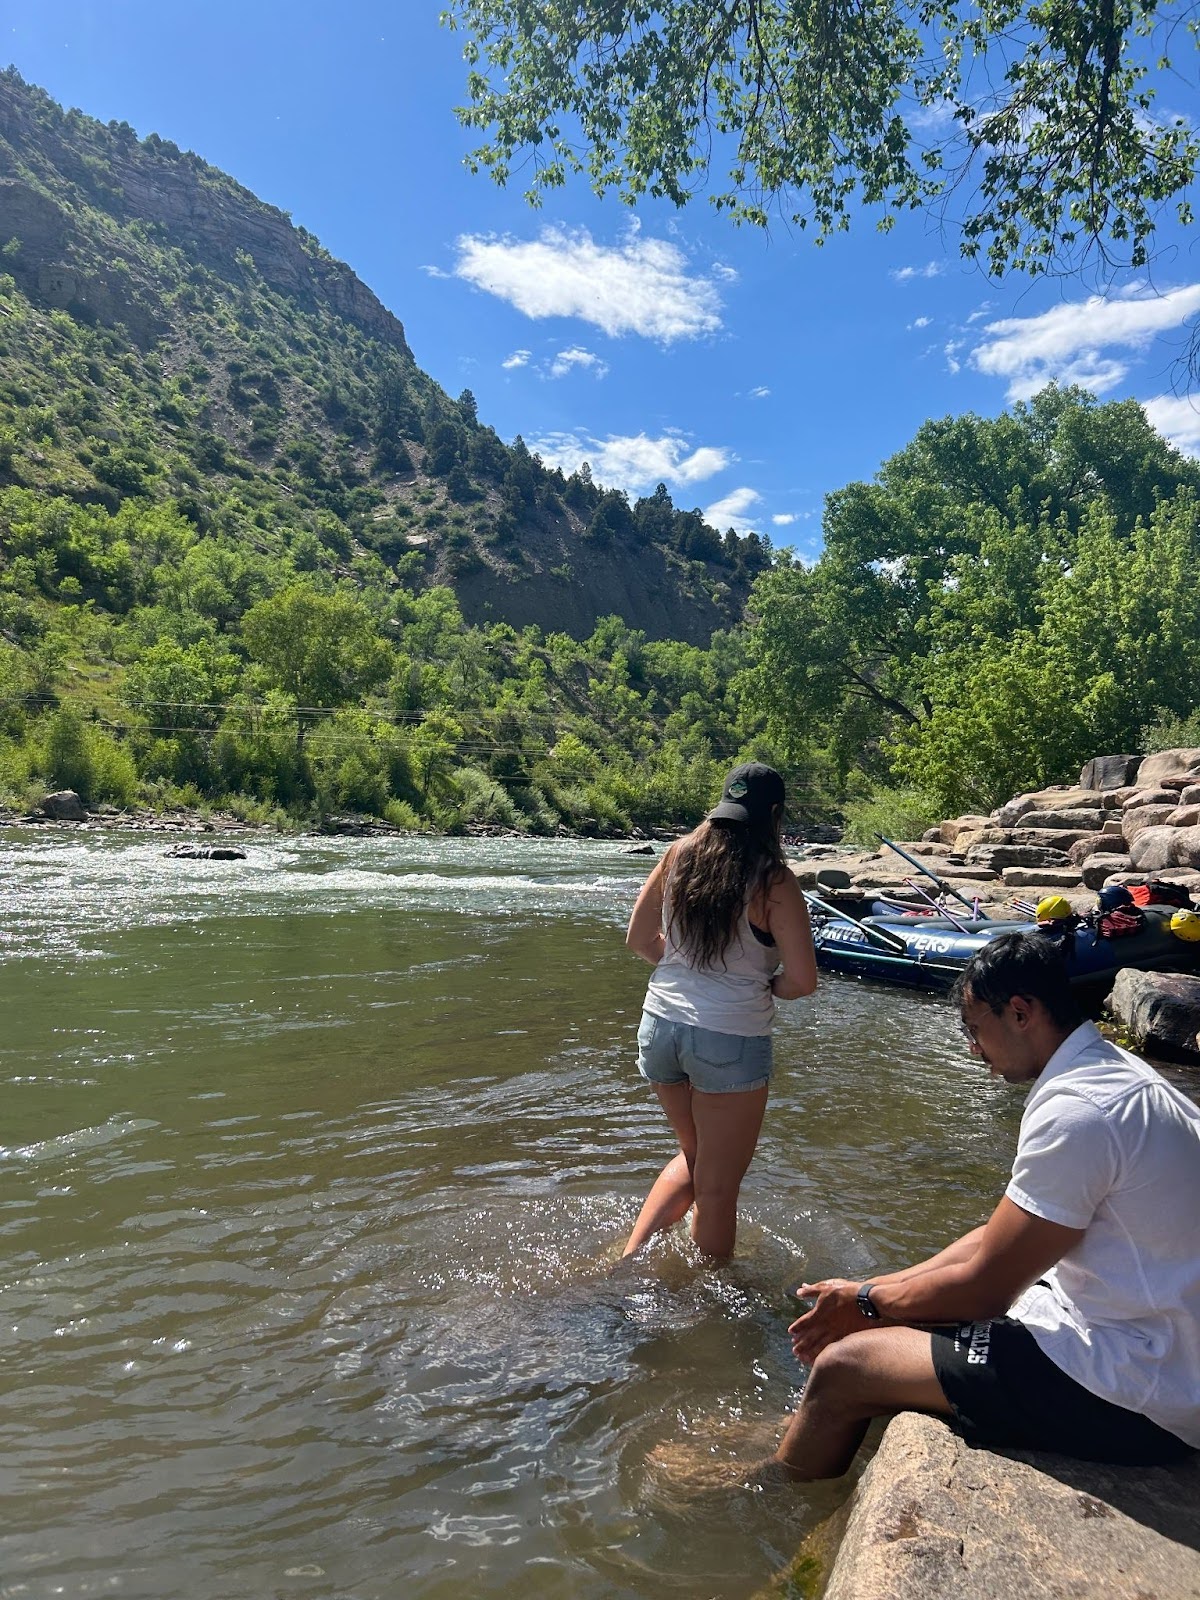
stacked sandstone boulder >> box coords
[791,748,1200,910]
[929,748,1200,905]
[789,751,1200,1057]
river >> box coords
[1,828,1046,1599]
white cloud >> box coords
[892,261,945,282]
[711,262,739,283]
[704,487,762,532]
[547,346,609,379]
[971,284,1200,401]
[944,339,964,375]
[904,98,957,133]
[772,513,797,526]
[529,430,731,495]
[501,349,531,369]
[452,225,725,341]
[908,315,932,330]
[749,385,771,398]
[1142,394,1200,456]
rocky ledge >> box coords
[791,748,1200,916]
[786,1411,1200,1599]
[926,746,1200,902]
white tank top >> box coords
[643,888,778,1037]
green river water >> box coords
[1,828,1062,1599]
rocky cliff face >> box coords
[0,74,409,354]
[452,513,736,644]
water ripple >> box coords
[0,829,1024,1600]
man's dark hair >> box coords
[951,931,1083,1028]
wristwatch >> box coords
[856,1283,880,1320]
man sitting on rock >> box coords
[777,932,1200,1479]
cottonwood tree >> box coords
[743,389,1200,807]
[241,584,392,712]
[443,0,1197,279]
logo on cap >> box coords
[727,780,748,798]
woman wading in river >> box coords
[624,763,818,1259]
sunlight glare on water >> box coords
[0,826,1023,1598]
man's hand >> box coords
[788,1203,1085,1357]
[788,1278,869,1364]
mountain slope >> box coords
[0,68,767,646]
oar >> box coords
[903,876,973,933]
[875,833,978,915]
[805,891,909,953]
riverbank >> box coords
[0,789,688,842]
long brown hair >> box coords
[665,815,785,969]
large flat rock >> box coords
[997,790,1109,828]
[1123,786,1180,810]
[966,843,1070,871]
[1001,866,1083,889]
[822,1412,1200,1600]
[1137,748,1200,788]
[1012,827,1102,851]
[1109,969,1200,1057]
[1122,806,1179,845]
[1081,852,1131,888]
[1015,808,1105,831]
[939,815,993,844]
[1067,832,1114,864]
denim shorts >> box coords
[637,1011,773,1094]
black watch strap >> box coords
[857,1282,880,1320]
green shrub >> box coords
[45,706,92,796]
[305,711,411,817]
[1139,707,1200,754]
[383,798,422,830]
[0,732,36,804]
[85,724,139,806]
[452,764,523,828]
[40,707,139,805]
[840,784,941,847]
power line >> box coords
[0,695,827,779]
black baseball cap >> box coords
[707,762,785,826]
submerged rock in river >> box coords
[165,845,247,861]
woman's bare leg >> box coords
[688,1085,769,1259]
[622,1083,697,1256]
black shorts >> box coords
[930,1317,1195,1467]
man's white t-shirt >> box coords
[1007,1021,1200,1447]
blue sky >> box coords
[7,2,1200,558]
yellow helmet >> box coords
[1170,909,1200,942]
[1036,895,1074,922]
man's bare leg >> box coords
[775,1327,953,1480]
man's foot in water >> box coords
[645,1417,791,1496]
